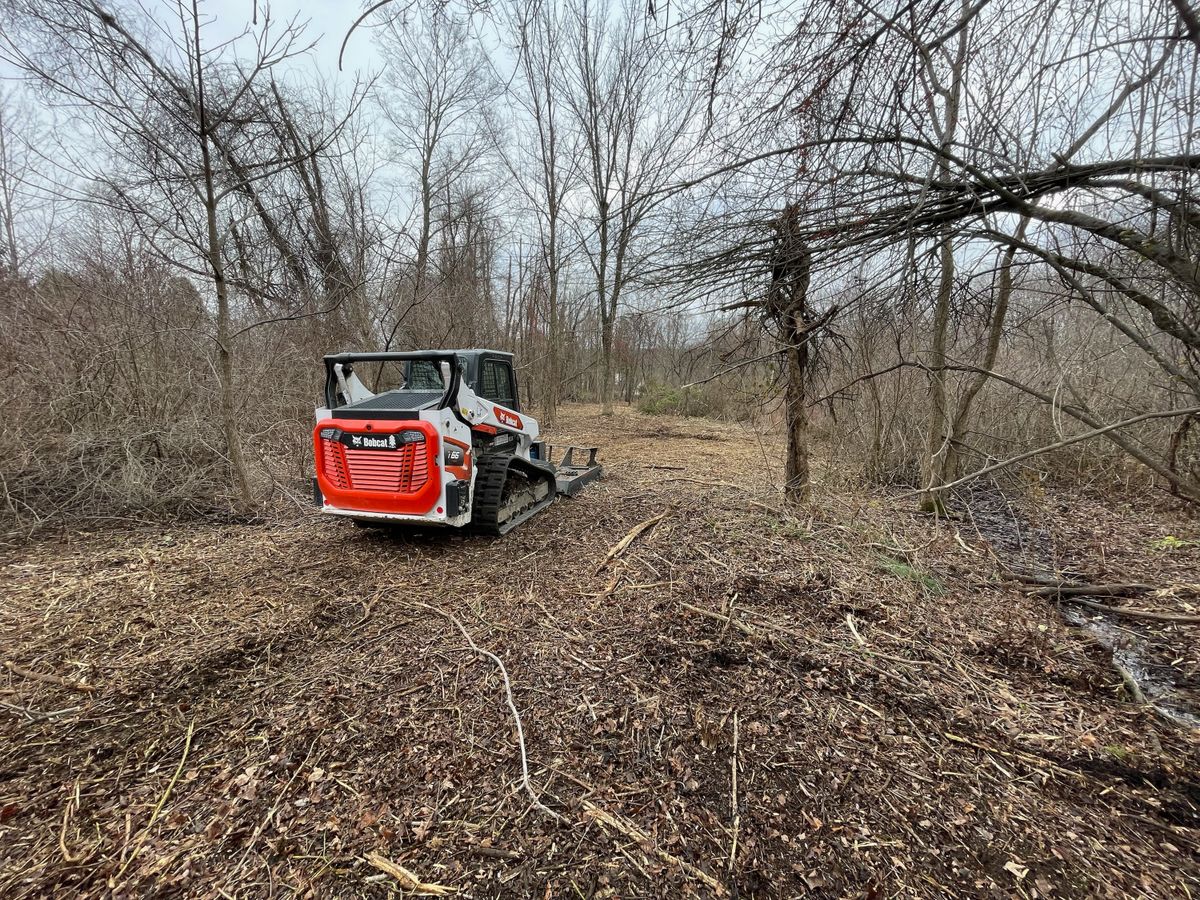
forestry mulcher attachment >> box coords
[311,350,601,534]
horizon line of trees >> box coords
[0,0,1197,523]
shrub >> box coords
[636,381,731,418]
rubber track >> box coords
[469,454,512,535]
[470,453,555,535]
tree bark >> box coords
[193,0,252,507]
[597,191,614,416]
[768,204,813,503]
[920,0,971,515]
[783,318,811,501]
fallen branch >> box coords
[411,602,563,822]
[845,613,866,646]
[4,661,95,693]
[59,780,83,863]
[1009,573,1084,585]
[365,852,455,895]
[1054,596,1200,624]
[113,718,195,883]
[0,700,81,722]
[582,799,726,895]
[682,601,755,636]
[1019,582,1156,598]
[727,711,739,875]
[1114,661,1147,703]
[595,512,669,575]
[1013,579,1200,622]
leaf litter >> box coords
[1,405,1198,898]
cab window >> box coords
[480,359,517,409]
[406,360,444,390]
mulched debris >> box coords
[1,405,1198,898]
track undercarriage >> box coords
[470,454,558,535]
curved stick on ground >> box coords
[411,602,563,823]
[595,512,669,575]
[112,718,195,884]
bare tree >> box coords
[225,76,374,348]
[0,88,54,276]
[2,0,333,506]
[916,0,974,514]
[673,0,1200,503]
[501,0,578,422]
[374,5,499,351]
[563,0,698,415]
[767,204,816,501]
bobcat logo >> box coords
[494,407,523,430]
[349,433,395,450]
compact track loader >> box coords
[311,350,601,534]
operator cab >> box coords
[455,351,521,412]
[325,349,521,420]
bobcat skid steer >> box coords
[311,350,601,535]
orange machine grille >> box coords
[342,442,429,492]
[320,439,349,489]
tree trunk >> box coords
[542,214,561,423]
[919,0,970,515]
[0,105,20,276]
[921,234,955,514]
[597,198,614,416]
[783,314,811,501]
[214,270,253,508]
[943,216,1028,475]
[416,152,432,297]
[768,204,813,503]
[600,319,614,415]
[193,0,252,508]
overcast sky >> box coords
[206,0,385,82]
[0,1,388,95]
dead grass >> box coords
[0,403,1197,898]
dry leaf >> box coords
[1004,860,1030,881]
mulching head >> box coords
[551,445,602,496]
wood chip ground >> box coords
[2,405,1198,898]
